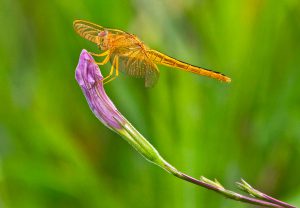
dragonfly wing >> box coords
[144,63,159,87]
[111,49,160,87]
[73,20,126,44]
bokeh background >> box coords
[1,0,300,207]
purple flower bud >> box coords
[75,49,125,130]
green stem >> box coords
[113,116,294,208]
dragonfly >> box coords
[73,20,231,87]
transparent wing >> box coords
[111,49,160,87]
[73,20,126,44]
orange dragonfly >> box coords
[73,20,231,87]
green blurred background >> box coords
[0,0,300,207]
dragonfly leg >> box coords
[89,50,110,57]
[102,56,116,82]
[115,56,119,76]
[89,50,111,65]
[103,56,119,85]
[103,76,117,85]
[94,54,110,65]
[87,55,115,89]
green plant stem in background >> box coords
[117,117,294,208]
[75,50,295,208]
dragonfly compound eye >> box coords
[98,30,108,37]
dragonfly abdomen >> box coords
[149,50,231,83]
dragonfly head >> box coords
[97,30,109,50]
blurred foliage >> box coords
[0,0,300,207]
